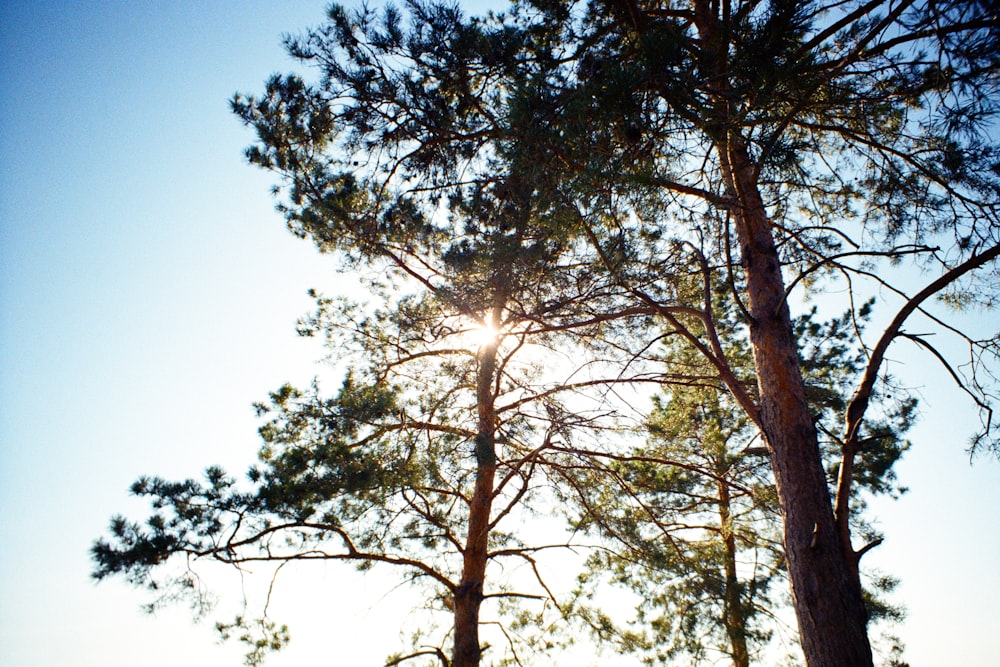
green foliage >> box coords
[96,2,1000,666]
[93,285,596,664]
[563,301,916,665]
[97,8,629,666]
[216,616,291,667]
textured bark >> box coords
[451,331,499,667]
[682,3,875,662]
[724,142,873,666]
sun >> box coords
[466,322,501,349]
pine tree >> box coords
[563,302,913,665]
[94,5,638,665]
[505,1,999,662]
[92,2,1000,665]
[91,170,620,666]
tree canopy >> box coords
[94,1,1000,666]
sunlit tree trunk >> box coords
[723,139,873,666]
[685,2,874,662]
[452,315,500,667]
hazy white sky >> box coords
[1,2,998,666]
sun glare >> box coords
[467,322,501,349]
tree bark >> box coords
[679,3,876,662]
[451,327,500,667]
[724,140,874,666]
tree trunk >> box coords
[724,141,873,666]
[718,477,750,667]
[452,332,499,667]
[679,2,875,661]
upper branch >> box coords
[844,242,1000,443]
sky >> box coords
[1,2,998,666]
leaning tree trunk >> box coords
[724,140,874,666]
[681,2,874,661]
[452,330,500,667]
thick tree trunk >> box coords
[680,2,874,662]
[725,142,873,666]
[611,2,875,662]
[452,333,499,667]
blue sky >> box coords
[1,2,998,665]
